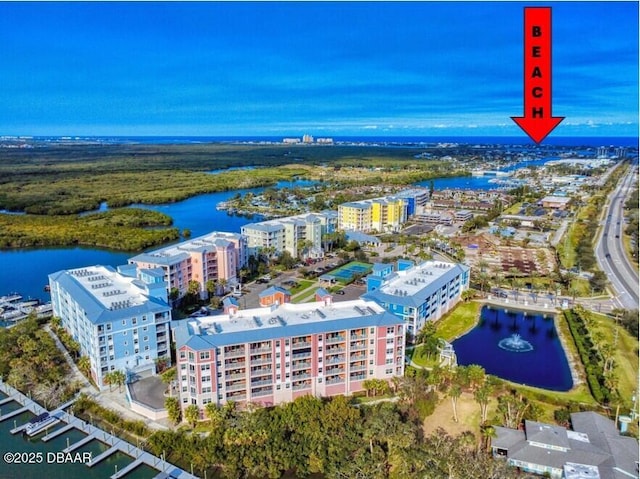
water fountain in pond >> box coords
[498,333,534,352]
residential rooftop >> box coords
[48,265,169,324]
[175,299,403,349]
[363,260,470,307]
[129,231,243,265]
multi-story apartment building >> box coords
[241,211,338,259]
[128,231,246,298]
[363,259,470,339]
[48,264,172,388]
[338,201,373,232]
[338,189,428,233]
[174,297,405,411]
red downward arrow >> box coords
[511,7,564,144]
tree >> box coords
[77,356,91,378]
[206,279,218,298]
[449,384,462,423]
[161,367,176,397]
[185,404,200,427]
[474,381,493,423]
[111,370,126,392]
[165,396,182,425]
[589,271,607,293]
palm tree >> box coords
[205,279,217,298]
[111,370,126,392]
[449,384,462,423]
[185,404,200,428]
[218,278,228,295]
[77,356,91,378]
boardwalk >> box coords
[0,380,198,479]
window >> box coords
[125,351,129,356]
[143,336,148,342]
[188,352,195,361]
[143,327,148,332]
[124,341,128,346]
[142,316,147,322]
[180,351,186,359]
[132,318,137,325]
[200,351,210,360]
[106,323,112,331]
[122,320,126,326]
[369,360,374,365]
[201,364,211,371]
[123,331,127,336]
[385,368,393,374]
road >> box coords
[595,162,639,309]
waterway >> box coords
[0,393,157,479]
[0,154,614,305]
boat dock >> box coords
[0,379,198,479]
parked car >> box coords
[336,290,345,295]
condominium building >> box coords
[362,259,470,339]
[338,201,373,232]
[128,231,246,298]
[48,264,172,388]
[338,189,427,233]
[241,211,338,259]
[173,297,405,410]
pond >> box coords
[451,305,573,391]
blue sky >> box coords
[0,2,637,137]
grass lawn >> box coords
[406,345,441,368]
[503,202,523,215]
[288,279,314,296]
[292,287,320,304]
[434,301,482,342]
[586,311,639,407]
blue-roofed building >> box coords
[362,260,470,339]
[48,264,172,389]
[174,298,405,410]
[371,262,393,278]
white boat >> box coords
[24,413,59,436]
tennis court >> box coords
[326,261,372,284]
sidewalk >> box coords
[45,324,170,431]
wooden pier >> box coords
[0,380,198,479]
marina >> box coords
[0,293,53,327]
[0,380,198,479]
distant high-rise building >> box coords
[596,146,609,158]
[302,134,314,144]
[615,147,627,159]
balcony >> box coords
[325,356,345,365]
[227,391,246,400]
[325,377,345,385]
[249,345,272,354]
[350,353,366,361]
[292,361,311,371]
[156,325,167,334]
[251,387,273,397]
[350,364,366,372]
[225,382,247,392]
[349,334,366,341]
[292,372,311,380]
[291,341,311,349]
[292,381,312,391]
[325,335,346,345]
[250,357,272,367]
[350,342,367,351]
[325,367,345,375]
[250,368,272,377]
[225,348,246,359]
[250,379,272,387]
[224,372,245,381]
[349,373,366,381]
[224,359,246,367]
[292,351,311,360]
[325,347,345,355]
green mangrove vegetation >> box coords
[0,208,180,250]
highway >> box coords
[595,162,639,310]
